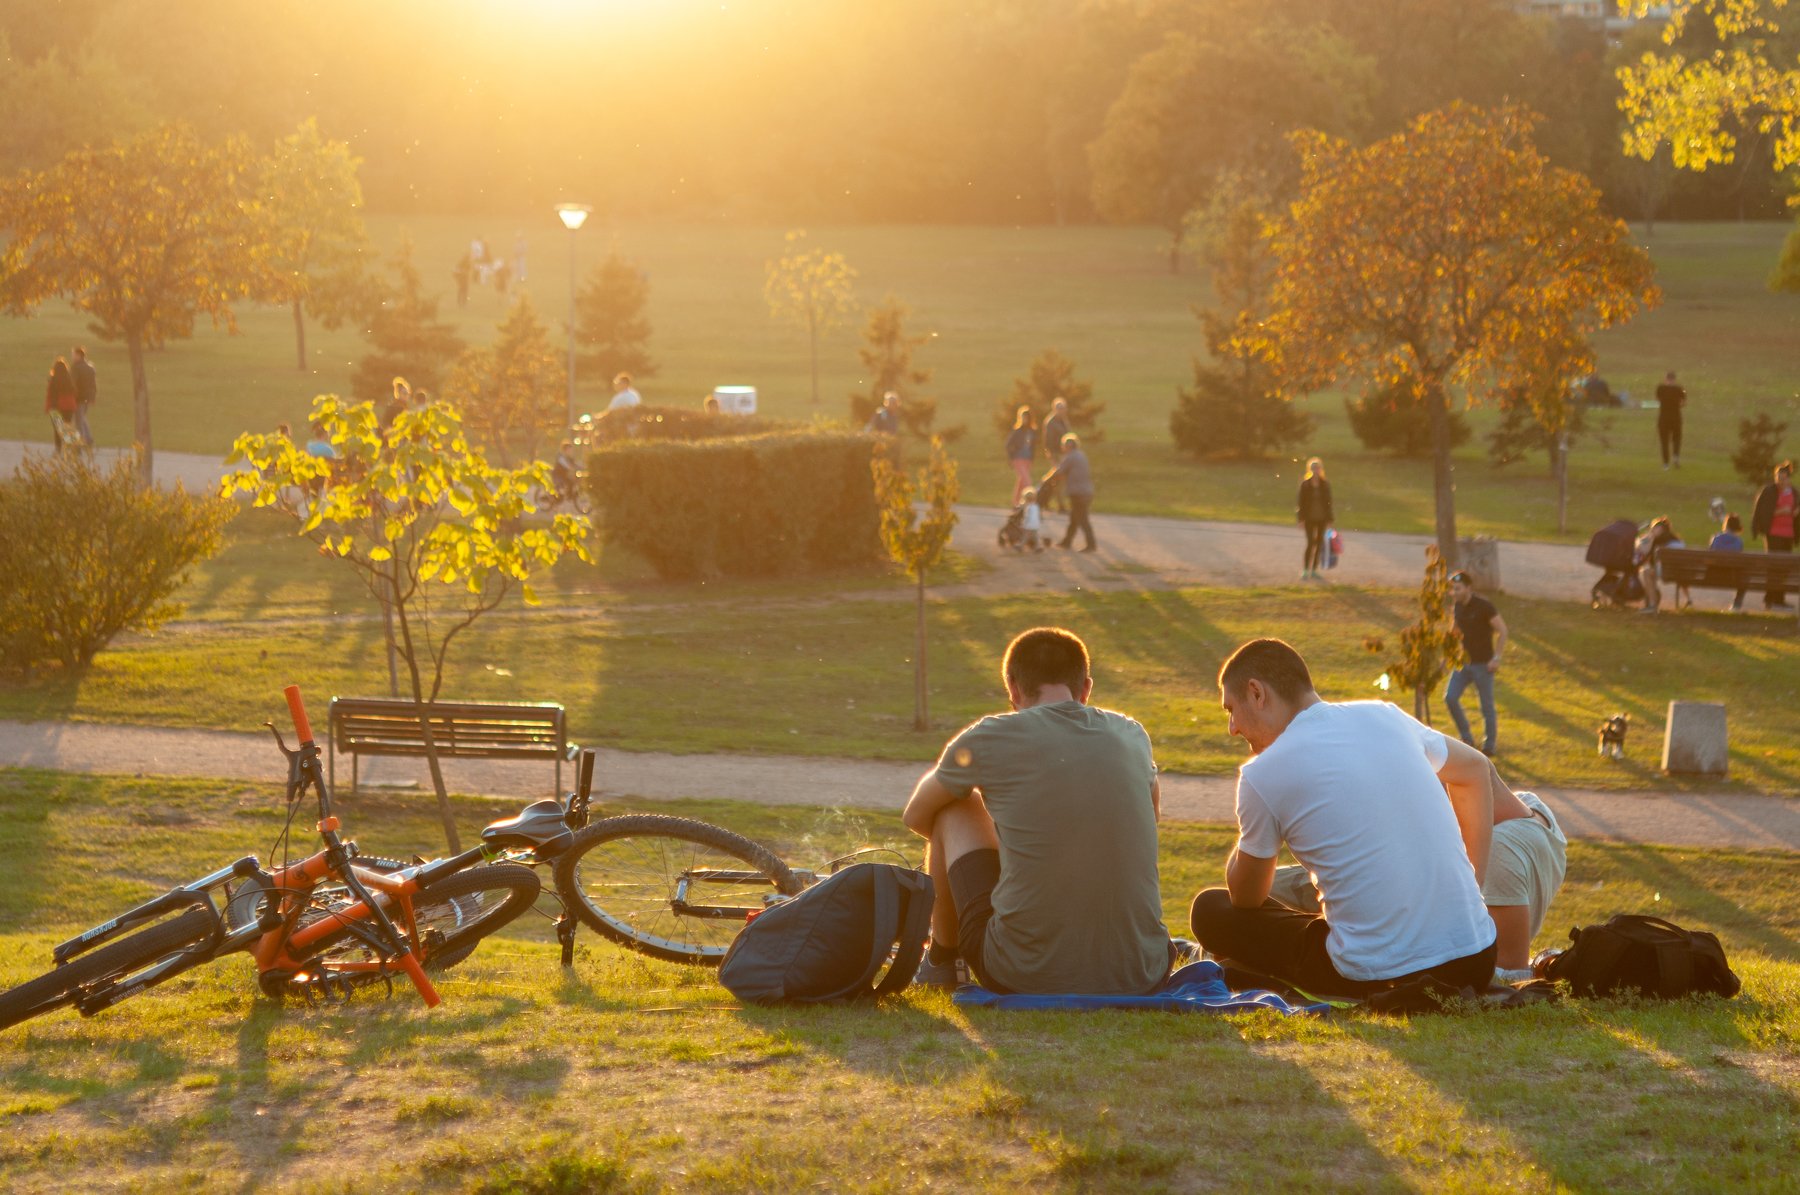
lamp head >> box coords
[555,204,592,231]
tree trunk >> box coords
[1167,228,1182,275]
[1555,429,1570,535]
[1425,377,1459,565]
[390,586,463,852]
[913,571,928,732]
[808,312,820,404]
[384,557,400,698]
[292,298,308,371]
[126,332,153,487]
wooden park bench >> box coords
[1658,547,1800,614]
[327,697,576,795]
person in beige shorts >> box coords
[1269,781,1566,985]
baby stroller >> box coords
[1586,518,1676,609]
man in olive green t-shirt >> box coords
[901,626,1171,994]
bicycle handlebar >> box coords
[284,684,314,747]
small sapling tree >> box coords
[872,437,959,732]
[1367,545,1463,725]
[765,229,858,405]
[224,396,592,850]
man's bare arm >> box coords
[1226,848,1276,909]
[902,770,963,838]
[1150,774,1161,822]
[1437,737,1495,885]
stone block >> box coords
[1662,701,1728,776]
[1457,536,1502,594]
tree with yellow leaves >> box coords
[223,397,591,850]
[1257,103,1659,562]
[0,123,277,485]
[872,436,958,732]
[765,229,858,405]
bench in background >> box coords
[1659,548,1800,613]
[327,697,575,795]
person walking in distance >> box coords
[1041,398,1072,512]
[1296,458,1333,580]
[70,346,97,449]
[44,356,79,453]
[607,372,642,411]
[1445,570,1508,756]
[1654,371,1686,469]
[1751,460,1797,609]
[1004,406,1038,507]
[1044,433,1097,552]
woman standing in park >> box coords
[1296,457,1333,580]
[1005,406,1039,506]
[44,356,80,453]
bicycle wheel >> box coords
[299,864,541,976]
[553,814,802,965]
[0,907,216,1031]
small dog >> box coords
[1597,713,1630,760]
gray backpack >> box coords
[718,863,933,1004]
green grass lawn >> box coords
[2,511,1796,794]
[3,220,1796,544]
[1,771,1796,1192]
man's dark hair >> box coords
[1726,513,1742,532]
[1217,638,1315,704]
[1002,627,1089,701]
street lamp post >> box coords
[555,203,592,428]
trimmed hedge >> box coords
[587,404,786,444]
[588,429,882,579]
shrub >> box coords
[991,349,1105,441]
[587,404,790,445]
[588,429,881,579]
[1732,413,1788,487]
[1345,385,1470,457]
[0,453,234,670]
[1170,357,1313,459]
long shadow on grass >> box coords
[1579,841,1800,962]
[1363,997,1795,1189]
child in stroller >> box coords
[1586,517,1679,610]
[998,487,1045,553]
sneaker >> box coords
[913,950,968,989]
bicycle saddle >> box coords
[481,799,573,855]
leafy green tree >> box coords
[0,452,233,671]
[261,118,374,371]
[1169,195,1312,459]
[872,437,959,732]
[765,229,858,405]
[574,248,658,383]
[349,237,466,405]
[1346,383,1473,458]
[1087,20,1370,271]
[223,396,592,851]
[0,30,150,172]
[993,350,1105,442]
[0,122,277,484]
[849,295,954,440]
[1257,103,1658,562]
[445,294,565,465]
[1368,545,1464,725]
[1733,414,1789,487]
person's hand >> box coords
[1488,657,1501,675]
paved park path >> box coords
[4,439,1794,852]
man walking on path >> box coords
[903,626,1171,994]
[1655,370,1686,469]
[71,346,97,449]
[1751,460,1796,609]
[1189,638,1498,997]
[1445,570,1507,756]
[1044,433,1096,552]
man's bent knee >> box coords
[928,795,1000,870]
[1188,887,1237,945]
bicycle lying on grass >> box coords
[0,687,546,1030]
[1,688,910,1030]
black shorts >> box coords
[948,849,1011,993]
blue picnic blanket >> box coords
[951,961,1331,1016]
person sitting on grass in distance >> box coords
[1190,638,1500,998]
[903,627,1173,993]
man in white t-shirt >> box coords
[1189,638,1499,996]
[607,372,642,411]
